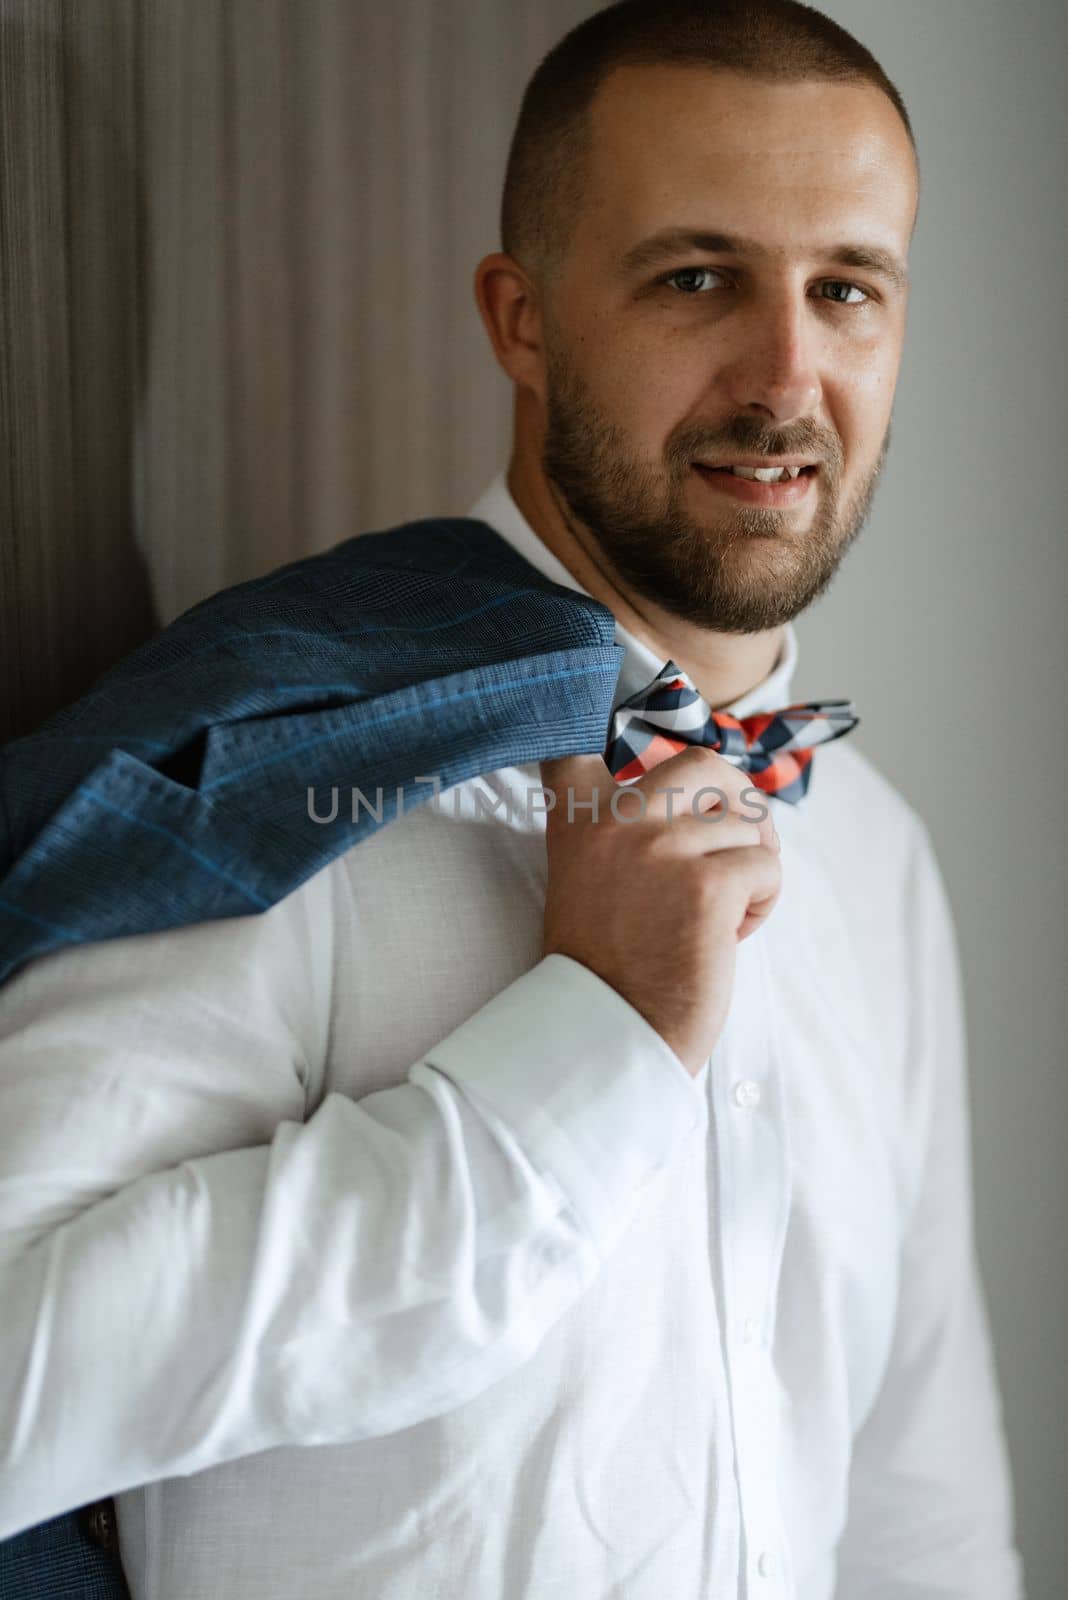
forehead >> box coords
[576,63,918,259]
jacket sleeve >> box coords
[832,823,1026,1599]
[0,861,704,1537]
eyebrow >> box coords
[618,228,910,292]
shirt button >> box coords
[742,1316,760,1344]
[732,1078,762,1108]
[757,1549,778,1578]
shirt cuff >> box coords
[421,953,707,1248]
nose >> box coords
[720,288,822,425]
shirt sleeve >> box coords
[832,822,1026,1599]
[0,865,704,1538]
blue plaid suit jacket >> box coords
[0,515,625,1597]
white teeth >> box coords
[726,464,803,482]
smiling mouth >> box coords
[696,463,819,482]
[691,460,819,505]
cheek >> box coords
[580,318,714,439]
[849,344,895,402]
[827,340,899,455]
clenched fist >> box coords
[538,748,782,1077]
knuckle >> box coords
[696,745,741,781]
[693,860,733,912]
[705,844,765,897]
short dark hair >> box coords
[501,0,917,279]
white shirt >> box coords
[0,475,1023,1599]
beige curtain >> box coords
[1,0,154,744]
[0,0,593,742]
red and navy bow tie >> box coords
[604,660,859,804]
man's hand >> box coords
[538,749,782,1077]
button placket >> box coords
[710,931,794,1596]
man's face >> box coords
[539,65,918,632]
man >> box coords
[0,1,1024,1596]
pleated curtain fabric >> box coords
[0,1,598,1591]
[0,0,596,739]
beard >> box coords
[542,341,890,634]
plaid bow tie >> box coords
[604,660,859,804]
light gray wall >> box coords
[2,1,1063,1590]
[790,7,1068,1592]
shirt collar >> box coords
[466,472,799,717]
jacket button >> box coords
[81,1498,119,1553]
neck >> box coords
[505,446,785,713]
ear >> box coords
[473,252,548,403]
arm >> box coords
[832,823,1025,1599]
[0,863,703,1537]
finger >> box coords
[629,746,779,853]
[699,843,783,936]
[737,886,781,941]
[623,808,771,858]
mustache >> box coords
[667,421,844,476]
